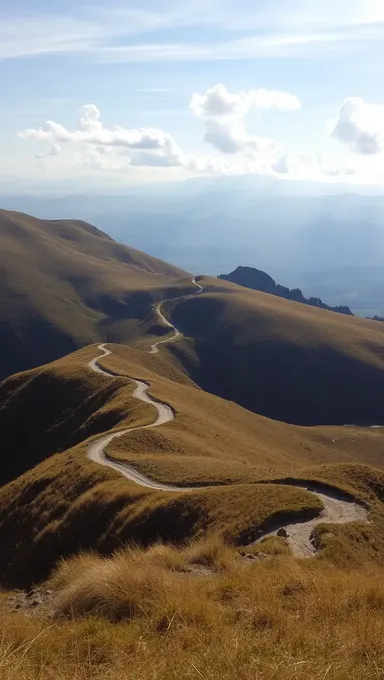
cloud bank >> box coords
[20,84,364,181]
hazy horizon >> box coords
[2,183,384,318]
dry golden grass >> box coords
[0,439,323,587]
[0,208,190,381]
[165,275,384,426]
[1,537,384,679]
[0,345,384,586]
[100,343,384,482]
[247,535,291,557]
[0,346,157,483]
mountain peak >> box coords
[218,265,353,316]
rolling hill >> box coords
[165,277,384,425]
[1,286,384,680]
[0,209,188,381]
[1,208,384,587]
[0,342,383,586]
[219,265,353,315]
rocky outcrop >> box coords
[219,266,353,316]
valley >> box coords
[0,210,383,680]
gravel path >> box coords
[254,485,368,557]
[86,277,369,555]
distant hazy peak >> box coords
[218,266,353,316]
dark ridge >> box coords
[219,266,353,316]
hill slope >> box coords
[0,343,383,585]
[219,265,353,315]
[0,209,188,381]
[166,277,384,425]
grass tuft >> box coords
[2,537,384,679]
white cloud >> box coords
[190,84,300,169]
[20,105,186,167]
[19,89,358,183]
[331,97,384,155]
[191,85,251,120]
[49,144,62,157]
[78,104,102,132]
[191,84,300,120]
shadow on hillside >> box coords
[169,296,384,427]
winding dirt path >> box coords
[87,344,194,492]
[150,277,203,354]
[86,278,368,556]
[87,279,203,491]
[254,485,368,557]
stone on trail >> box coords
[277,528,289,538]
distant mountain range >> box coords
[218,266,353,316]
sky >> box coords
[2,0,384,192]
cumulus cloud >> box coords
[20,104,186,168]
[20,86,357,183]
[331,97,384,154]
[190,84,300,171]
[21,92,301,175]
[191,84,301,119]
[78,104,102,132]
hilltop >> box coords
[0,342,383,586]
[0,209,188,381]
[165,277,384,425]
[219,265,353,315]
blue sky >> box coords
[1,0,384,192]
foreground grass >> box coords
[1,537,384,679]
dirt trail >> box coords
[254,485,368,557]
[86,278,369,556]
[87,344,193,492]
[87,279,203,491]
[150,277,203,354]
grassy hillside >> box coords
[219,265,353,315]
[1,536,384,679]
[0,344,383,586]
[0,209,189,381]
[167,276,384,425]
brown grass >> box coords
[166,275,384,426]
[0,208,190,381]
[101,343,384,480]
[0,345,384,586]
[1,537,384,679]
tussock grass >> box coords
[1,538,384,679]
[246,535,291,557]
[49,536,232,622]
[185,534,238,571]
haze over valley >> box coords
[3,183,384,317]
